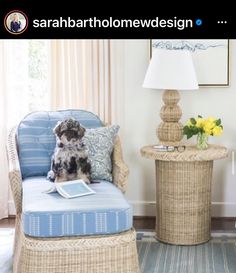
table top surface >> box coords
[141,144,228,162]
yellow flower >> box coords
[206,117,216,123]
[203,119,215,135]
[184,115,223,140]
[212,126,223,136]
[195,118,204,128]
[204,128,213,136]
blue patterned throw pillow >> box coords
[84,125,120,181]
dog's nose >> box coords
[67,136,74,141]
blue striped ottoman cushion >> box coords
[17,110,103,179]
[22,177,132,237]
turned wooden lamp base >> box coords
[157,89,183,145]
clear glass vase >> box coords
[197,133,208,150]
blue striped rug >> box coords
[1,229,236,273]
[137,231,236,273]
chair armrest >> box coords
[112,136,129,193]
[7,126,22,215]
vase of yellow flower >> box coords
[183,115,223,150]
[197,132,208,150]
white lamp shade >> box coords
[143,49,198,90]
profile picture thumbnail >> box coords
[4,10,28,35]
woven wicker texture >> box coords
[7,126,139,273]
[157,122,183,143]
[141,144,228,245]
[160,105,182,122]
[112,137,129,193]
[156,160,213,245]
[162,89,180,105]
[157,90,183,144]
[13,216,139,273]
[141,144,228,162]
[7,127,22,214]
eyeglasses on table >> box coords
[153,145,186,152]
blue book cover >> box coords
[44,180,95,199]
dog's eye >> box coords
[58,142,64,148]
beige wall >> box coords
[121,40,236,217]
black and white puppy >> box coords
[47,118,91,183]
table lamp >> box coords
[143,49,198,145]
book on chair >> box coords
[44,179,95,199]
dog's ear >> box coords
[74,121,85,138]
[78,125,86,138]
[53,121,62,137]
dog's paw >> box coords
[47,170,55,182]
[78,174,91,184]
[83,177,91,184]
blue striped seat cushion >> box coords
[17,110,103,179]
[22,177,132,237]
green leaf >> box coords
[215,119,221,126]
[184,128,194,139]
[183,126,189,134]
[198,115,203,118]
[183,127,192,139]
[190,118,196,125]
[192,127,199,134]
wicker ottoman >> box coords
[141,144,228,245]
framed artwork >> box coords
[150,39,230,87]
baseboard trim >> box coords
[133,216,236,230]
[130,201,236,217]
[130,201,156,216]
[212,202,236,217]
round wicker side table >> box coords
[141,144,228,245]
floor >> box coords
[0,216,236,231]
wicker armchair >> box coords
[7,110,140,273]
